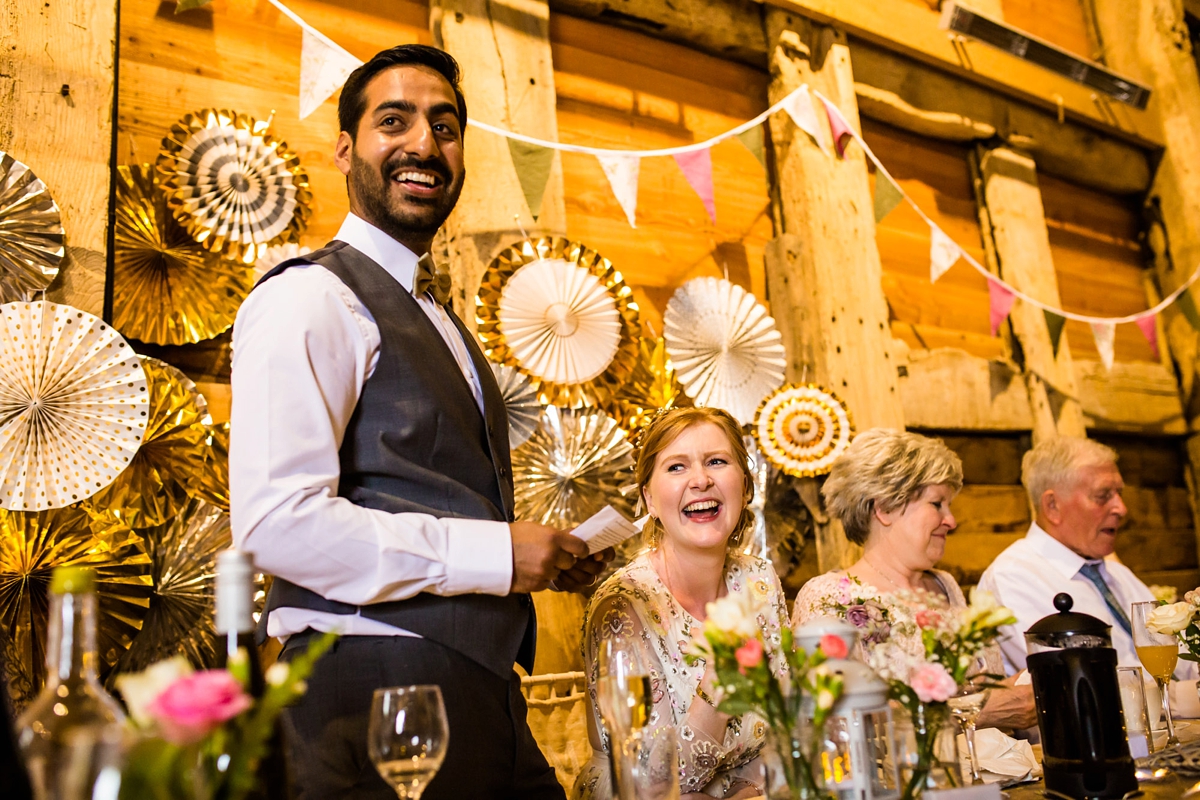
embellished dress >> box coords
[570,553,789,799]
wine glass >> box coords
[614,725,681,800]
[1132,601,1181,747]
[368,685,449,799]
[947,657,990,784]
[596,637,652,739]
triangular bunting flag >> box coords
[1136,314,1159,359]
[988,278,1016,336]
[1177,288,1200,333]
[783,87,828,154]
[1091,322,1116,370]
[597,154,641,228]
[818,96,855,158]
[1044,310,1067,358]
[929,225,961,283]
[735,125,766,168]
[299,29,363,119]
[874,171,904,223]
[673,149,716,223]
[507,139,555,220]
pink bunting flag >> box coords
[988,278,1016,337]
[1091,322,1116,370]
[673,149,716,223]
[818,96,856,158]
[783,87,828,154]
[1135,314,1159,359]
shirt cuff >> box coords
[443,519,513,596]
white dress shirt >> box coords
[977,523,1190,677]
[230,213,513,640]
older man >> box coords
[977,437,1181,677]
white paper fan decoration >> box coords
[0,301,149,510]
[753,383,853,478]
[490,362,541,450]
[663,277,787,425]
[497,258,622,385]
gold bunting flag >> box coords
[1044,310,1067,357]
[507,139,556,221]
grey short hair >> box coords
[1021,436,1118,511]
[822,428,964,545]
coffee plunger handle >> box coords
[1054,593,1074,612]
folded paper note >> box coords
[571,506,648,555]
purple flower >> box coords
[865,602,885,622]
[846,605,870,628]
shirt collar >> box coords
[1025,522,1096,581]
[333,213,420,292]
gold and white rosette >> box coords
[753,383,854,478]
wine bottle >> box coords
[214,549,288,800]
[17,566,124,800]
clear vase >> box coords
[894,702,961,800]
[762,723,829,800]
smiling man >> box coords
[229,46,608,799]
[977,437,1176,675]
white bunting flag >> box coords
[929,225,961,283]
[783,87,829,154]
[299,28,363,119]
[597,154,641,228]
[1091,322,1116,370]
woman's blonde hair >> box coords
[635,407,754,550]
[821,428,963,545]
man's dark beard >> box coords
[349,149,464,244]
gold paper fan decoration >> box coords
[490,363,540,450]
[0,300,149,511]
[113,164,255,345]
[89,358,211,529]
[611,336,691,437]
[0,505,152,709]
[752,383,854,478]
[0,151,64,302]
[511,406,635,529]
[476,237,641,409]
[189,421,229,511]
[114,499,253,673]
[157,109,312,265]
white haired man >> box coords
[977,437,1195,691]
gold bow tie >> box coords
[414,253,453,306]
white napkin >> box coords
[957,728,1040,784]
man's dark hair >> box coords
[337,45,468,140]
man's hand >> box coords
[510,522,589,594]
[977,674,1037,731]
[552,547,616,593]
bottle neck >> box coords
[45,591,98,686]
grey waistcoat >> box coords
[256,241,532,677]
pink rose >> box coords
[819,634,848,660]
[909,663,957,703]
[146,670,253,745]
[735,638,764,673]
[915,609,942,629]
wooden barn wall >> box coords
[1000,0,1093,58]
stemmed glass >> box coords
[947,657,990,784]
[1132,601,1181,747]
[596,637,652,739]
[368,685,450,799]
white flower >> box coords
[1148,602,1195,635]
[114,656,194,727]
[704,592,761,640]
[265,662,290,687]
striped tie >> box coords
[1077,561,1132,636]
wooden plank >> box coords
[761,0,1161,146]
[1123,486,1194,530]
[1076,360,1187,435]
[951,484,1030,534]
[1,0,117,316]
[941,531,1024,587]
[1092,433,1188,488]
[892,321,1006,360]
[899,347,1033,432]
[1139,569,1200,598]
[936,435,1029,485]
[999,0,1094,59]
[1116,528,1198,573]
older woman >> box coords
[792,428,1036,730]
[572,407,788,800]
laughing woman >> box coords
[571,407,788,800]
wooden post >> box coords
[973,146,1088,445]
[0,0,116,315]
[1088,0,1200,564]
[763,11,904,571]
[430,0,567,329]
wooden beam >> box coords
[899,347,1033,432]
[431,0,567,328]
[763,12,904,571]
[0,0,116,315]
[1076,359,1188,435]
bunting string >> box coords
[263,0,1200,334]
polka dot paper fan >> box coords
[0,301,149,510]
[753,383,853,478]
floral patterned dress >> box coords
[570,553,789,799]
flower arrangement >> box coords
[1147,589,1200,661]
[819,575,892,645]
[115,633,336,800]
[688,592,845,799]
